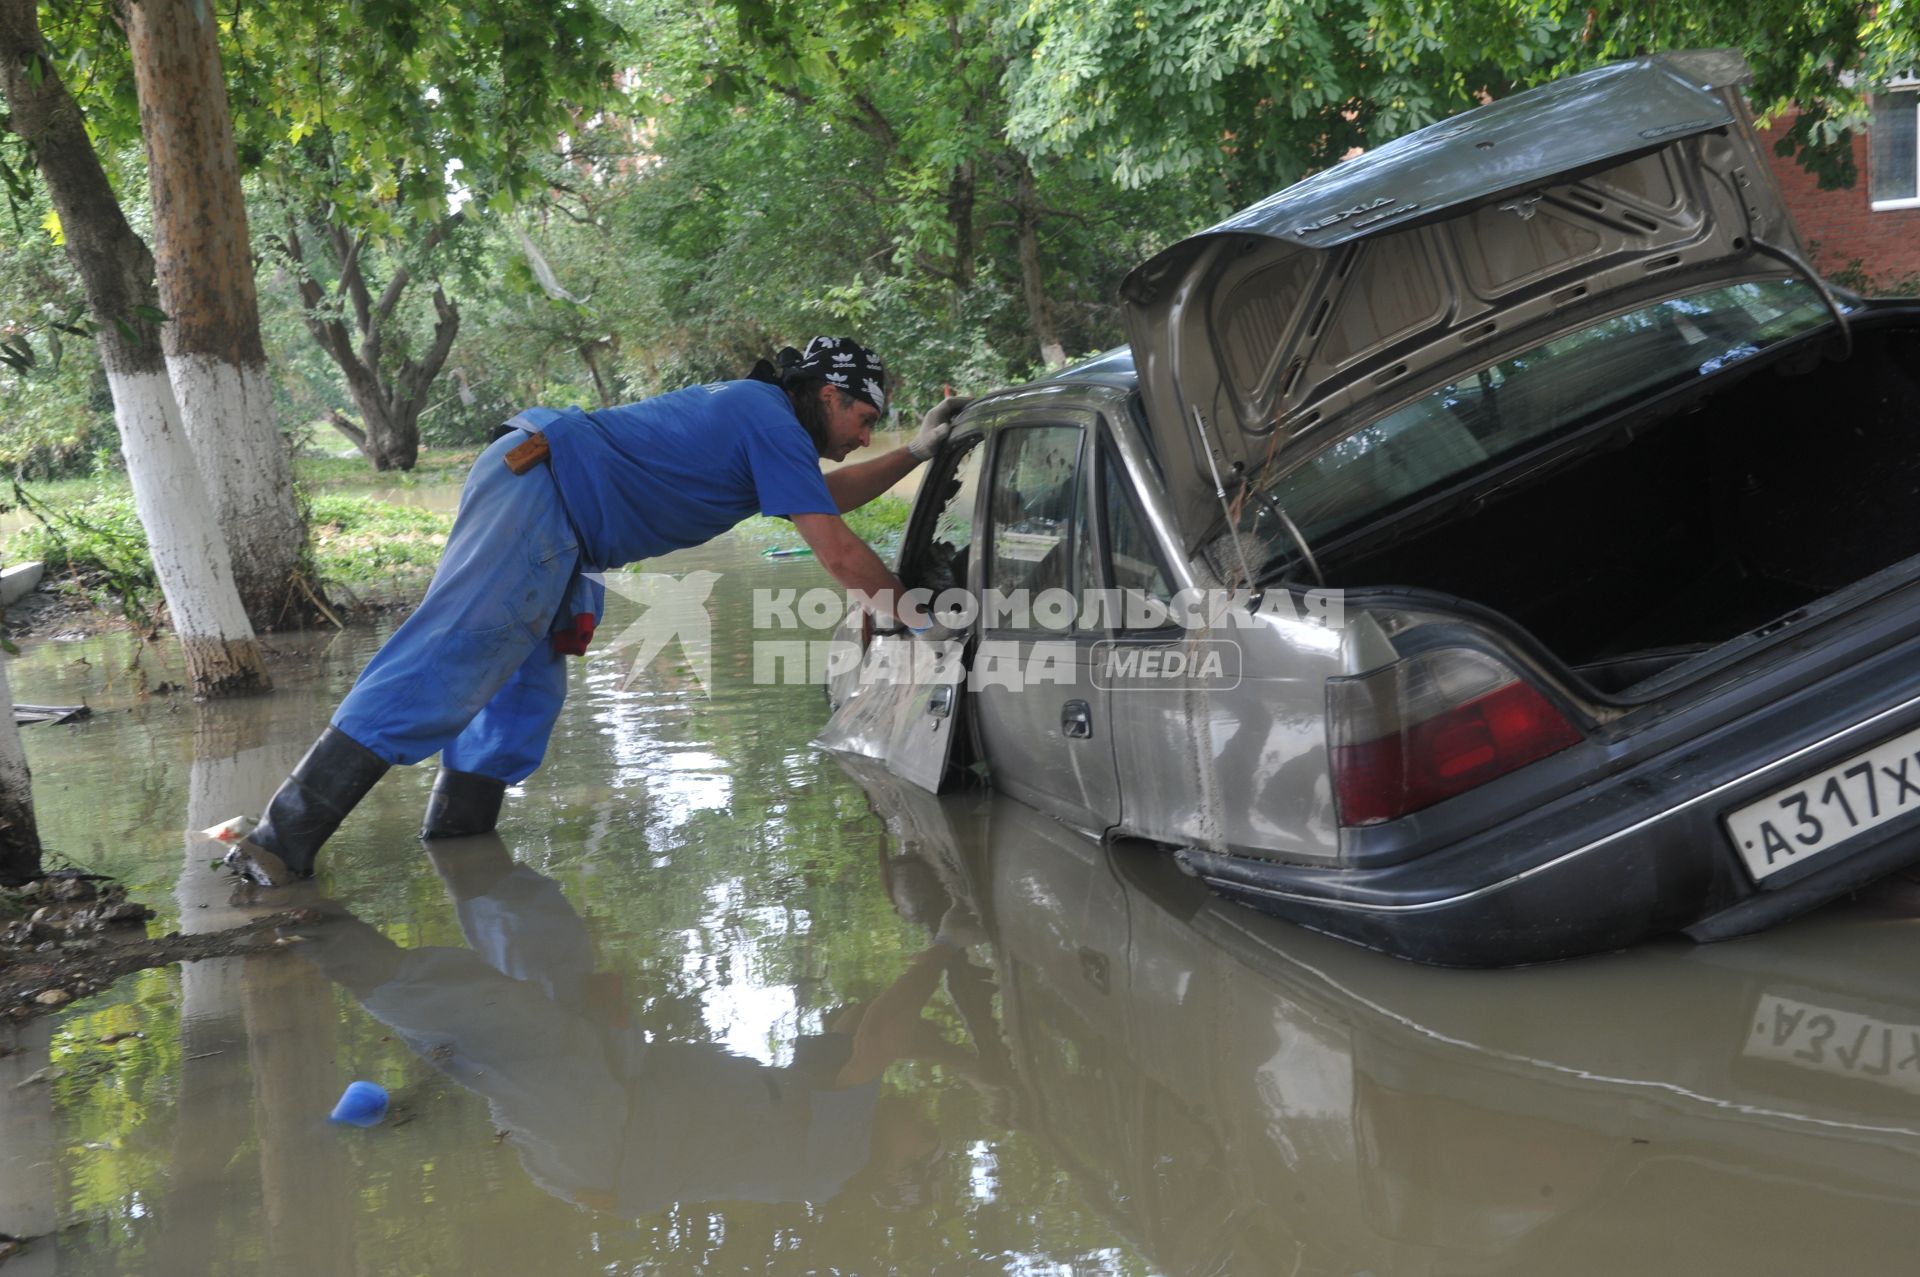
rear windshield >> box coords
[1244,278,1832,578]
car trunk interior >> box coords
[1311,322,1920,694]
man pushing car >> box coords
[224,337,970,886]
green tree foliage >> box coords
[1009,0,1920,196]
[590,0,1206,408]
[1005,0,1491,198]
[0,193,115,477]
[222,0,626,225]
[6,0,1916,476]
[221,0,630,467]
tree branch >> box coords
[983,191,1104,226]
[397,286,459,418]
[282,225,359,370]
[913,250,959,285]
[329,222,373,335]
[335,229,365,308]
[325,408,367,449]
[847,90,898,150]
[372,211,458,329]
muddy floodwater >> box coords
[3,533,1920,1276]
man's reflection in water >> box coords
[292,835,990,1216]
[878,844,1014,1121]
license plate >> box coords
[1724,721,1920,882]
[1744,993,1920,1095]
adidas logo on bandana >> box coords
[780,336,888,414]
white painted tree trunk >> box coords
[126,0,310,627]
[0,1018,58,1275]
[108,369,272,695]
[166,355,307,624]
[157,706,279,1274]
[0,646,40,885]
[3,0,270,699]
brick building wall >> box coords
[1759,113,1920,290]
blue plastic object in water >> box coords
[329,1080,389,1127]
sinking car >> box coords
[842,758,1920,1272]
[819,49,1920,965]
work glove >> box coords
[907,394,974,461]
[551,612,597,656]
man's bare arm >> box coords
[790,512,927,626]
[823,446,918,512]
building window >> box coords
[1871,86,1920,210]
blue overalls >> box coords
[333,412,605,785]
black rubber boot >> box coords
[424,833,515,900]
[420,768,508,840]
[225,728,390,886]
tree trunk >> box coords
[0,1018,58,1258]
[285,219,461,472]
[1013,156,1069,368]
[945,14,977,292]
[0,653,41,886]
[948,159,977,291]
[0,0,270,698]
[580,339,614,407]
[124,0,313,629]
[244,954,360,1276]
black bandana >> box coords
[773,336,888,414]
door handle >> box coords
[928,685,955,719]
[1061,699,1092,739]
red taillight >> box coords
[1331,649,1583,826]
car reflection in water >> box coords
[292,801,1920,1272]
[847,758,1920,1275]
[288,835,998,1219]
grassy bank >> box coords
[304,494,452,586]
[8,448,482,508]
[734,493,915,550]
[6,487,455,610]
[6,465,913,624]
[4,448,472,607]
[290,449,480,491]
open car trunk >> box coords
[1306,320,1920,695]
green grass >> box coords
[291,449,478,491]
[7,473,131,505]
[734,492,914,551]
[304,493,452,586]
[5,448,476,507]
[6,492,153,585]
[4,488,454,606]
[4,465,907,620]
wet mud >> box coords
[1,871,311,1024]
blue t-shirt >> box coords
[537,380,837,569]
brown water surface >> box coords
[2,534,1919,1275]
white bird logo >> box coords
[589,570,722,695]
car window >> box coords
[1245,278,1832,575]
[909,435,985,595]
[988,425,1083,599]
[1101,448,1175,625]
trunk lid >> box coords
[1121,49,1818,546]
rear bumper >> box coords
[1181,626,1920,965]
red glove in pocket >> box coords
[550,612,597,656]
